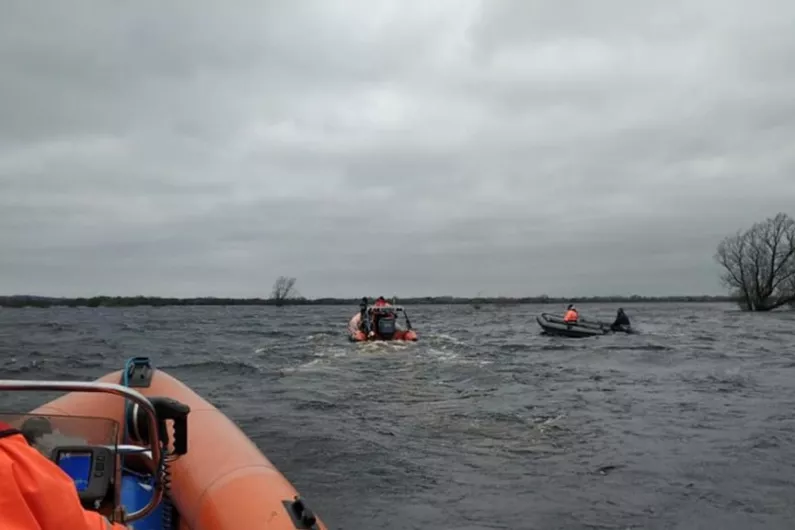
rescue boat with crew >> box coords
[0,356,327,530]
[348,303,418,342]
[536,312,634,338]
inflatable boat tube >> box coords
[11,357,329,530]
[536,312,611,338]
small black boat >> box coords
[536,313,633,338]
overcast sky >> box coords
[2,1,795,298]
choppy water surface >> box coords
[2,303,795,529]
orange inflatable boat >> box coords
[0,356,327,530]
[347,304,418,342]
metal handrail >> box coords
[113,443,153,458]
[0,380,163,522]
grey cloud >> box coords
[2,0,795,297]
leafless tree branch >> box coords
[714,213,795,311]
[270,276,298,306]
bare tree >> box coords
[714,213,795,311]
[270,276,298,306]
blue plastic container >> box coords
[120,474,164,530]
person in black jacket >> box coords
[610,308,631,331]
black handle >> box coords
[150,397,190,456]
[283,497,318,529]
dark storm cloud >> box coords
[2,0,794,297]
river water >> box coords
[2,302,794,529]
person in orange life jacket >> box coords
[0,419,128,530]
[563,304,579,323]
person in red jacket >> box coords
[0,420,127,530]
[373,296,390,307]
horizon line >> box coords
[0,293,735,308]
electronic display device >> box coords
[56,451,93,492]
[52,445,114,506]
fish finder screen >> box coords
[57,452,92,492]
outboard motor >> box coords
[376,314,397,339]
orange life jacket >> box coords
[0,421,127,530]
[563,309,579,323]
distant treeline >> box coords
[0,294,734,308]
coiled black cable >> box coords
[160,453,182,529]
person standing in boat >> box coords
[610,308,631,331]
[563,304,579,323]
[0,419,128,529]
[359,297,371,335]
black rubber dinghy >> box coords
[536,313,633,338]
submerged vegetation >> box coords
[715,212,795,311]
[270,276,300,306]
